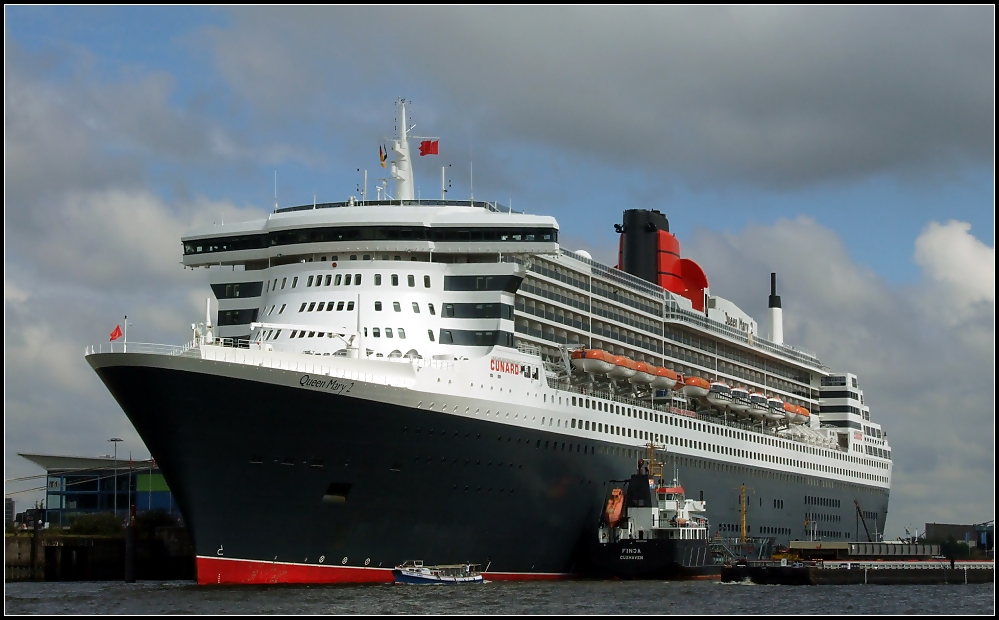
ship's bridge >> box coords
[181,199,559,268]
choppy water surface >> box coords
[5,580,994,615]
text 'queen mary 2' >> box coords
[86,101,892,585]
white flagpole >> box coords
[123,315,127,353]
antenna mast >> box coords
[389,99,415,200]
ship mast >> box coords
[390,99,415,201]
[739,483,747,543]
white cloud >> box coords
[914,220,995,323]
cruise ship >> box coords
[86,101,892,584]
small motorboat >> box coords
[393,560,483,585]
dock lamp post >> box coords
[108,438,123,519]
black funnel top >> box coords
[769,272,781,309]
[619,209,670,285]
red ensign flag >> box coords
[419,140,439,156]
[110,325,123,341]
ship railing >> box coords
[85,341,201,357]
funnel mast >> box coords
[390,99,416,201]
[768,272,783,345]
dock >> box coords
[720,540,994,585]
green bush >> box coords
[67,512,124,535]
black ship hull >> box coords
[89,353,889,584]
[592,539,717,579]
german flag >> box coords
[379,145,387,168]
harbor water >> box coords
[4,580,994,614]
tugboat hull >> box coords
[592,539,718,579]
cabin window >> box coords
[385,328,393,338]
[375,274,382,286]
[398,328,406,339]
[392,274,399,286]
[274,329,281,339]
[355,274,362,285]
[571,419,576,428]
[428,303,436,316]
[350,255,357,260]
[267,305,275,316]
[265,281,270,293]
[347,301,355,311]
[292,277,298,288]
[428,330,435,342]
[299,303,307,312]
[375,302,382,311]
[373,328,380,338]
[335,274,343,286]
[317,302,325,311]
[325,275,332,286]
[326,302,334,311]
[279,304,286,314]
[393,302,401,312]
[298,331,306,338]
[308,331,315,338]
[412,302,420,313]
[290,330,298,338]
[345,274,352,286]
[336,301,345,311]
[424,275,431,288]
[363,255,370,261]
[308,302,316,312]
[307,276,314,287]
[408,274,415,287]
[281,277,287,289]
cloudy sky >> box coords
[4,7,994,537]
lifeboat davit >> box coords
[571,349,615,375]
[705,382,733,409]
[607,355,638,380]
[681,376,710,398]
[650,366,680,390]
[729,387,751,413]
[748,392,770,419]
[767,396,786,421]
[629,361,655,385]
[791,405,811,425]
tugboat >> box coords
[392,560,484,585]
[592,445,718,579]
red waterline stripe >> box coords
[196,556,571,585]
[197,556,393,585]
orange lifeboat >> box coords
[782,401,798,423]
[792,405,810,425]
[629,361,655,385]
[650,366,679,390]
[608,355,638,380]
[681,375,710,397]
[605,488,624,528]
[570,349,615,375]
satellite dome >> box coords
[575,250,592,260]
